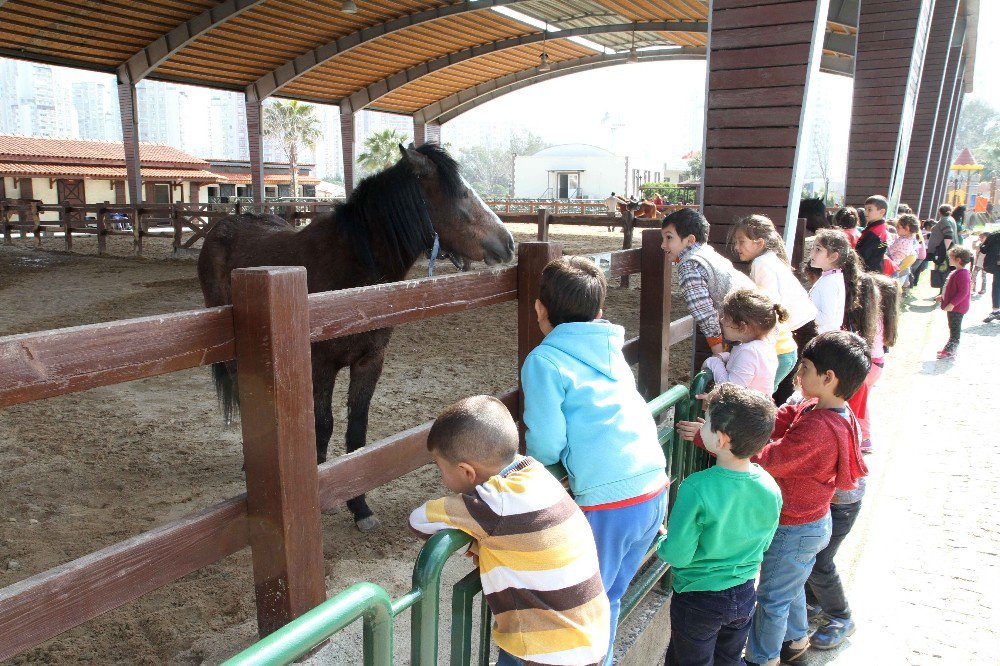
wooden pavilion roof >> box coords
[0,0,974,122]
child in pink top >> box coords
[703,289,789,396]
[935,246,974,359]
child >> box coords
[731,214,818,396]
[679,332,870,666]
[521,256,668,661]
[935,245,973,359]
[679,333,870,665]
[972,231,989,295]
[703,289,788,395]
[661,208,755,355]
[807,230,848,334]
[657,383,782,666]
[846,274,897,453]
[857,195,890,274]
[409,395,611,666]
[886,214,920,282]
[833,207,861,248]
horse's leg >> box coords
[344,342,388,532]
[313,367,337,464]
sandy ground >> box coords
[0,223,692,665]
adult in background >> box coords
[982,230,1000,323]
[926,204,958,291]
[605,192,622,232]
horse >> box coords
[616,199,660,220]
[198,143,515,531]
[798,198,831,232]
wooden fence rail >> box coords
[0,230,693,661]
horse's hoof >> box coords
[355,516,381,533]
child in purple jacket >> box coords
[935,246,973,359]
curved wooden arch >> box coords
[117,0,266,85]
[339,21,708,114]
[415,48,707,125]
[246,0,530,101]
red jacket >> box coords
[941,267,971,314]
[693,401,868,525]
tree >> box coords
[681,151,702,182]
[455,131,548,198]
[358,129,410,175]
[263,100,323,198]
[954,98,1000,178]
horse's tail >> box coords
[212,361,240,426]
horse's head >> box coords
[399,144,514,266]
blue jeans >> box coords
[774,350,798,393]
[586,489,668,665]
[665,579,756,666]
[746,513,832,663]
[496,648,524,666]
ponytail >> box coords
[843,259,880,346]
[871,274,901,348]
[773,303,790,324]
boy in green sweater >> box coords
[657,383,782,666]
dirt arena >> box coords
[0,224,692,665]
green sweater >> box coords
[657,464,782,593]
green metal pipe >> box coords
[410,530,473,666]
[450,570,483,665]
[222,582,393,666]
[647,384,690,418]
[619,557,670,623]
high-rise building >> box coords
[72,81,113,141]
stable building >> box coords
[206,159,322,201]
[0,135,221,214]
[513,143,667,200]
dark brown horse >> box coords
[198,143,515,531]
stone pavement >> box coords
[808,273,1000,665]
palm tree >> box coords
[358,129,410,175]
[263,100,322,198]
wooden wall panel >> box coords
[898,0,957,217]
[701,0,830,251]
[924,40,966,216]
[932,58,967,210]
[844,0,934,208]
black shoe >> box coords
[985,310,1000,323]
[780,639,811,664]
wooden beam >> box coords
[230,267,325,638]
[637,229,672,400]
[116,0,266,85]
[341,22,707,114]
[245,94,265,204]
[116,81,142,206]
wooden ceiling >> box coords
[0,0,865,118]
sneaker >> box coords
[985,310,1000,323]
[859,439,873,455]
[807,602,825,623]
[937,349,955,359]
[780,638,811,663]
[810,616,856,650]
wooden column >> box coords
[245,94,266,205]
[516,242,562,442]
[702,0,831,254]
[413,120,440,146]
[637,229,672,401]
[535,207,549,241]
[116,78,142,205]
[341,112,356,197]
[900,0,960,217]
[230,266,326,638]
[928,49,966,213]
[844,0,935,211]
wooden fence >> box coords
[0,230,694,661]
[0,200,337,256]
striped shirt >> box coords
[409,456,610,666]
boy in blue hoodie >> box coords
[522,256,668,662]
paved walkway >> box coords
[810,272,1000,665]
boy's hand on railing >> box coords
[675,418,704,442]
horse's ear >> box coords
[401,144,435,178]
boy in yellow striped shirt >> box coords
[409,395,610,666]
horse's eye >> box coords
[462,190,470,199]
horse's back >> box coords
[198,213,295,306]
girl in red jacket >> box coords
[935,246,974,359]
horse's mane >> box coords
[333,143,462,279]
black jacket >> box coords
[983,231,1000,275]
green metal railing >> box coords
[224,371,713,666]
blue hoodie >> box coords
[521,320,667,507]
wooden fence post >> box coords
[62,206,72,251]
[230,266,326,638]
[620,210,636,288]
[536,207,550,241]
[32,204,41,249]
[132,206,142,256]
[172,208,182,254]
[96,207,107,255]
[1,202,10,245]
[790,217,807,270]
[517,242,563,447]
[638,229,672,402]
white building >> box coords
[513,143,666,199]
